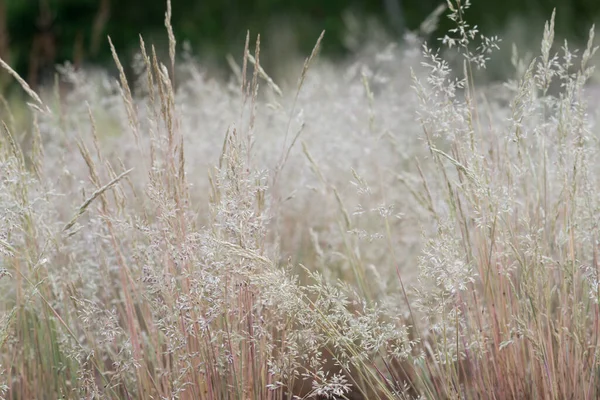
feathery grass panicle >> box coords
[0,2,599,399]
[0,58,48,113]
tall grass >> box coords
[1,1,600,399]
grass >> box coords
[1,1,600,399]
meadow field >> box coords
[1,1,600,399]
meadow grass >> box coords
[1,1,600,399]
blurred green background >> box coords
[1,0,599,88]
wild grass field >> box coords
[1,1,600,399]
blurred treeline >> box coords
[1,0,600,88]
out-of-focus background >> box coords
[1,0,599,90]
